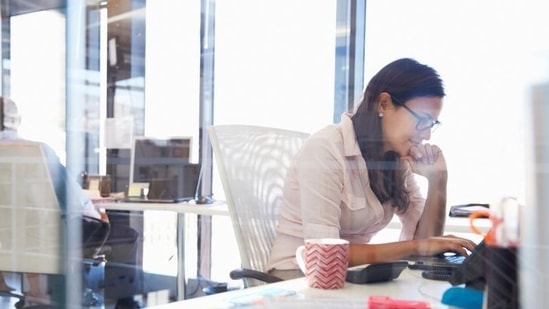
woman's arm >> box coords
[349,235,476,267]
[414,170,447,238]
[404,143,448,239]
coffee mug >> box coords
[295,238,349,289]
[469,196,521,247]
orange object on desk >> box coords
[469,196,521,247]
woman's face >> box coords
[379,94,443,157]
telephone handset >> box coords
[448,240,487,291]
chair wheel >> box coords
[14,299,25,308]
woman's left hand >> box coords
[402,143,447,179]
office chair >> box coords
[0,141,111,308]
[208,125,310,288]
[0,283,24,308]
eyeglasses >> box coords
[391,96,441,131]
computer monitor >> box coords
[129,136,200,200]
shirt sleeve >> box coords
[41,143,101,220]
[295,135,344,239]
[396,164,426,240]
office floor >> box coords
[140,211,240,281]
[0,212,241,308]
[0,274,23,308]
[0,270,149,309]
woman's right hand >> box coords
[404,143,447,180]
[413,235,477,256]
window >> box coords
[363,0,549,206]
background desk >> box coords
[99,200,229,300]
[99,200,229,217]
[150,268,453,308]
[373,216,490,245]
[386,216,491,234]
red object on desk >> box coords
[368,296,431,309]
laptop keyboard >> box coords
[445,255,466,264]
[123,197,192,203]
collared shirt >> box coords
[0,130,101,220]
[267,113,425,271]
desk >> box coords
[387,216,491,234]
[98,200,229,300]
[95,199,486,303]
[369,216,489,245]
[98,200,229,217]
[149,268,453,308]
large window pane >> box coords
[211,0,340,283]
[363,0,549,206]
[11,10,66,162]
[214,0,337,132]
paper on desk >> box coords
[227,288,296,307]
[211,289,368,309]
[263,297,366,309]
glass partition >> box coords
[1,0,547,307]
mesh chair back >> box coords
[0,141,65,275]
[208,125,309,286]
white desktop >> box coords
[149,267,452,308]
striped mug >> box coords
[295,238,349,289]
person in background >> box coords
[267,58,477,280]
[0,97,142,309]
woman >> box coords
[267,58,476,280]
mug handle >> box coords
[295,245,307,274]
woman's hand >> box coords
[402,143,447,180]
[413,235,477,256]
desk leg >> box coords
[176,213,186,300]
[198,215,212,279]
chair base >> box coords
[0,290,25,308]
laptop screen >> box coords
[146,163,201,200]
[129,136,199,200]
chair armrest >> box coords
[229,268,283,283]
[81,215,111,258]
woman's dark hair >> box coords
[351,58,445,212]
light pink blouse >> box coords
[266,113,426,271]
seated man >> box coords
[0,97,142,309]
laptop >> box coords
[124,163,201,203]
[407,251,466,272]
[407,240,486,281]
